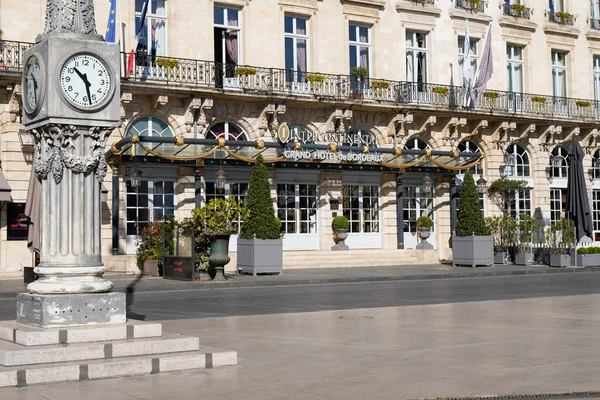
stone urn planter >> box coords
[416,216,433,250]
[208,234,231,281]
[332,228,349,251]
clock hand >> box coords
[83,73,93,106]
[32,78,38,104]
[73,67,85,81]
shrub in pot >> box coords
[331,215,349,251]
[546,219,575,267]
[576,246,600,267]
[486,214,517,264]
[515,214,540,266]
[238,155,284,275]
[135,214,176,276]
[416,215,433,249]
[452,170,493,267]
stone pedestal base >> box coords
[16,293,126,328]
[416,241,434,250]
[331,244,349,251]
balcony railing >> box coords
[2,41,600,122]
[548,12,575,26]
[591,19,600,30]
[502,4,531,19]
[0,40,33,71]
[455,0,485,12]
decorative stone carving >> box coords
[40,0,100,41]
[8,84,21,123]
[263,104,287,136]
[184,97,202,133]
[32,124,112,184]
[197,98,214,136]
[119,92,132,127]
[152,95,168,109]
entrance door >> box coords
[342,184,381,249]
[126,179,176,254]
[403,185,436,249]
[277,183,319,250]
[205,179,248,251]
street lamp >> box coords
[551,153,563,168]
[503,152,517,178]
[129,168,142,189]
[215,167,227,192]
[422,174,434,195]
[476,174,487,194]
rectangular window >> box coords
[285,15,309,83]
[593,190,600,241]
[458,36,478,82]
[593,0,600,28]
[126,179,175,236]
[214,6,240,66]
[509,189,532,218]
[406,31,428,92]
[594,56,600,102]
[349,24,370,75]
[135,0,167,62]
[552,51,567,98]
[343,185,379,233]
[507,44,524,93]
[276,184,318,234]
[550,189,566,224]
[205,181,248,232]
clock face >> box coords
[24,55,43,115]
[59,54,112,110]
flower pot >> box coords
[452,234,494,268]
[237,238,283,275]
[550,254,571,268]
[332,229,349,251]
[208,234,231,281]
[515,252,534,266]
[576,254,600,267]
[494,251,510,264]
[137,259,159,276]
[418,227,431,240]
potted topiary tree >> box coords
[237,155,283,275]
[452,170,493,267]
[486,214,517,264]
[546,218,575,267]
[331,215,349,251]
[416,215,433,249]
[515,213,540,265]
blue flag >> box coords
[105,0,117,42]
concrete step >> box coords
[0,333,200,367]
[0,320,162,347]
[0,346,237,387]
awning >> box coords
[24,169,40,252]
[0,170,13,202]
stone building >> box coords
[1,0,600,276]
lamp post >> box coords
[129,168,142,189]
[551,153,563,169]
[503,152,517,178]
[215,167,227,192]
[422,174,434,195]
[476,174,487,194]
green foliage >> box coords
[136,214,177,264]
[531,95,547,103]
[486,214,517,252]
[240,155,281,240]
[577,247,600,254]
[306,74,325,84]
[517,213,540,253]
[234,67,257,76]
[546,219,575,255]
[417,216,433,228]
[455,170,490,237]
[332,215,349,230]
[487,179,528,213]
[155,57,179,68]
[351,67,368,79]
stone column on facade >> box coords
[111,165,119,256]
[26,124,113,294]
[395,174,404,249]
[195,167,203,209]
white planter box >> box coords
[452,235,494,268]
[237,238,283,275]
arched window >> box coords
[457,140,484,175]
[127,116,174,137]
[593,149,600,180]
[206,121,246,141]
[343,129,377,147]
[505,143,530,177]
[403,137,430,162]
[550,146,569,178]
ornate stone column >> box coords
[27,125,113,294]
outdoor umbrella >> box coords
[566,140,593,241]
[24,166,41,253]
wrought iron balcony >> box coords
[0,40,33,71]
[455,0,485,12]
[2,40,600,123]
[591,19,600,30]
[548,12,575,26]
[502,4,531,19]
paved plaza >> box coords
[1,272,600,398]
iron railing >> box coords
[502,4,531,19]
[0,40,33,71]
[548,12,575,26]
[405,0,435,5]
[455,0,485,12]
[2,40,600,122]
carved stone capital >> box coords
[152,95,168,109]
[40,0,101,41]
[33,124,112,184]
[184,97,203,133]
[199,98,214,136]
[8,84,22,123]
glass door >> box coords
[277,183,319,250]
[403,185,435,249]
[342,184,381,249]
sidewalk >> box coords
[1,262,600,295]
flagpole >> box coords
[118,0,125,78]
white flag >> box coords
[473,25,493,93]
[462,21,472,107]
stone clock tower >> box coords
[18,0,124,327]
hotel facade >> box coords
[1,0,600,276]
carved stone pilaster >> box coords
[32,124,112,184]
[119,92,132,127]
[8,85,22,123]
[39,0,101,42]
[329,109,353,133]
[184,97,202,133]
[199,98,214,136]
[262,104,287,136]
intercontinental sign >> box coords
[278,123,383,163]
